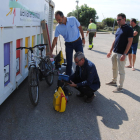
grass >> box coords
[97,29,116,34]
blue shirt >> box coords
[70,59,100,91]
[55,17,80,42]
[113,24,133,54]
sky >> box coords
[52,0,140,22]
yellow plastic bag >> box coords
[59,51,64,65]
[53,87,67,112]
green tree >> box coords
[102,18,117,27]
[67,4,97,27]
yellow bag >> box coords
[59,51,64,65]
[53,87,67,112]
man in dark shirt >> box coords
[126,18,140,71]
[106,13,133,93]
[69,52,100,103]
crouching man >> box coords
[68,52,100,103]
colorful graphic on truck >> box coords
[6,0,40,24]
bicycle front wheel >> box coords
[28,67,39,106]
[45,61,54,86]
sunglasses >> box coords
[75,59,82,64]
[117,19,122,21]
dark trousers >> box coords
[77,86,96,98]
[65,39,83,76]
[89,32,95,45]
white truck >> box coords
[0,0,55,105]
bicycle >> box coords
[37,45,54,85]
[16,44,54,106]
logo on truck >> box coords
[6,0,40,24]
[6,0,18,24]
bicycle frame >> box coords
[16,44,48,70]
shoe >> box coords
[88,48,92,50]
[106,81,117,86]
[85,94,95,103]
[76,93,84,97]
[112,87,123,93]
[125,65,132,68]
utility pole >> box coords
[76,0,79,20]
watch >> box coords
[82,37,85,40]
[123,54,127,56]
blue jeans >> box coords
[65,38,83,76]
[128,43,138,55]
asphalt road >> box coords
[0,33,140,140]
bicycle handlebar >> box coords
[16,44,48,50]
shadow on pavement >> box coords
[93,91,128,129]
[123,89,140,102]
[135,68,140,72]
[0,77,128,139]
[90,49,107,55]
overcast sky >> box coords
[52,0,140,22]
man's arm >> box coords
[94,32,96,37]
[78,25,85,44]
[51,37,58,52]
[120,37,133,61]
[86,31,89,37]
[107,40,115,58]
[133,31,138,36]
[76,65,97,88]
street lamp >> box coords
[76,0,79,20]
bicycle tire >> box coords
[45,58,54,86]
[28,67,39,106]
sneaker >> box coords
[85,94,95,103]
[106,81,117,86]
[113,87,123,93]
[88,48,92,50]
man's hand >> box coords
[107,52,112,58]
[68,80,77,87]
[51,37,58,53]
[120,55,126,61]
[82,39,85,45]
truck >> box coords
[0,0,55,105]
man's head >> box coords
[55,11,64,24]
[130,18,137,27]
[74,52,85,66]
[90,18,94,23]
[117,13,126,26]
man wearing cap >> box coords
[86,18,97,50]
[51,11,85,76]
[69,52,100,103]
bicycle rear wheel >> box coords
[45,58,54,86]
[28,67,39,106]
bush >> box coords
[97,24,105,30]
[53,19,57,24]
[114,26,119,31]
[82,26,87,31]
